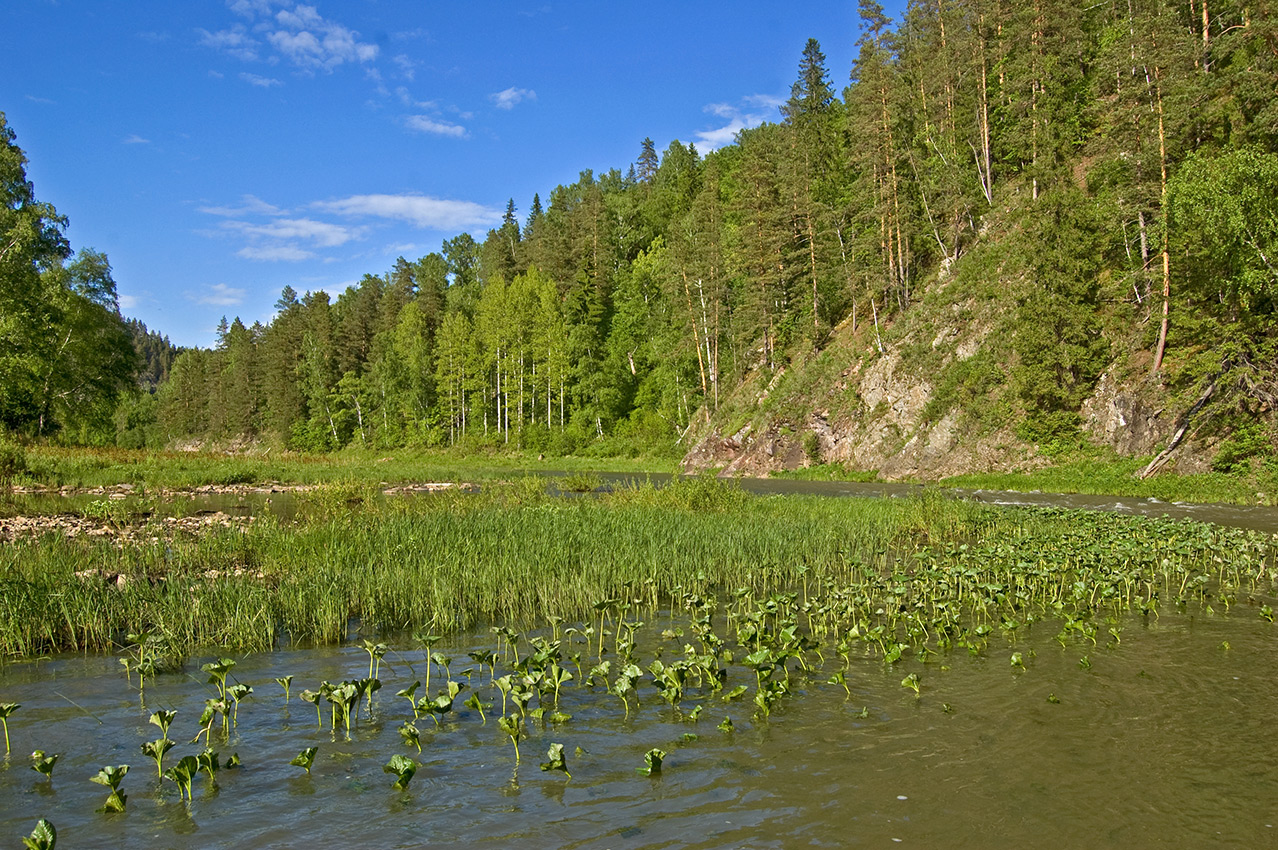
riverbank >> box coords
[5,446,1274,507]
[773,455,1276,507]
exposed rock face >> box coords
[1079,372,1171,456]
[684,342,1040,481]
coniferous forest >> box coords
[4,1,1278,468]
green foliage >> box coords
[0,434,26,486]
[1212,423,1273,474]
[22,819,55,850]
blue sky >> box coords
[4,1,905,348]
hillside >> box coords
[4,3,1274,483]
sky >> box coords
[3,0,907,348]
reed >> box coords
[0,479,1272,660]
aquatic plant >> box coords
[22,819,55,850]
[0,702,20,754]
[297,685,322,726]
[30,750,59,780]
[90,764,128,813]
[164,755,198,801]
[540,742,571,778]
[901,673,920,696]
[384,754,416,790]
[464,691,490,724]
[399,721,422,754]
[638,748,665,775]
[141,738,175,777]
[227,683,252,725]
[289,746,318,775]
[397,680,421,716]
[498,714,523,763]
[275,675,294,702]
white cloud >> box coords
[491,87,536,110]
[25,95,55,104]
[392,55,417,80]
[238,244,315,261]
[203,2,377,72]
[118,294,140,310]
[240,72,282,87]
[693,95,784,151]
[404,115,466,138]
[396,87,435,110]
[742,94,786,110]
[223,217,358,247]
[198,25,262,62]
[123,134,151,145]
[195,283,246,306]
[313,194,501,230]
[266,3,378,71]
[198,194,286,217]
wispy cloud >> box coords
[137,31,170,43]
[404,115,467,138]
[240,72,282,87]
[25,95,55,105]
[198,194,286,217]
[490,87,536,110]
[195,283,246,306]
[198,24,262,62]
[238,244,315,261]
[693,95,784,151]
[392,54,417,80]
[395,87,435,110]
[223,217,359,248]
[313,194,501,230]
[118,294,140,310]
[123,134,151,145]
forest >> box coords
[4,0,1277,467]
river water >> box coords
[1,606,1275,849]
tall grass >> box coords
[14,446,674,491]
[0,479,1272,659]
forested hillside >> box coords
[7,1,1278,474]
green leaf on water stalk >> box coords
[1010,652,1024,669]
[30,750,59,779]
[90,765,128,813]
[498,714,523,763]
[196,748,220,780]
[723,685,747,701]
[275,675,294,702]
[638,748,665,776]
[290,746,318,775]
[1079,655,1092,670]
[225,753,241,769]
[300,689,323,727]
[718,716,733,733]
[901,673,920,695]
[400,721,422,753]
[164,755,199,801]
[148,709,176,738]
[540,742,571,778]
[141,738,175,776]
[0,702,20,755]
[856,706,870,719]
[383,754,417,791]
[22,818,55,850]
[1047,693,1061,704]
[464,691,490,723]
